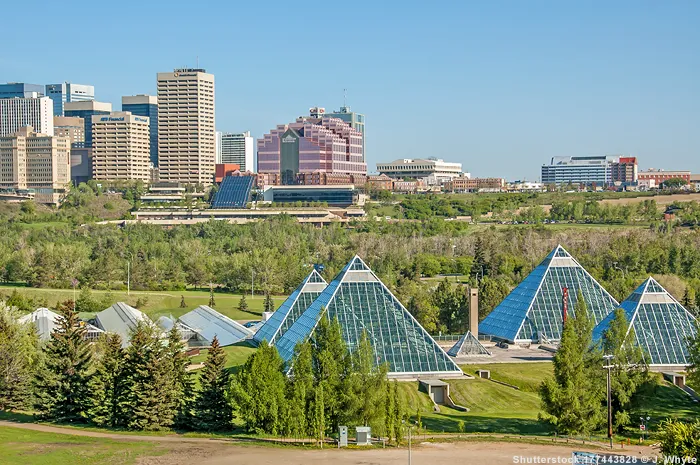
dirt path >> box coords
[0,420,659,465]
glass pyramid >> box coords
[480,245,619,343]
[593,277,698,366]
[274,256,463,377]
[447,331,491,357]
[252,269,328,345]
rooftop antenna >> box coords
[196,55,199,68]
[343,88,347,108]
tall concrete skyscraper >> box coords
[92,112,150,182]
[221,131,254,171]
[122,95,158,166]
[0,96,54,136]
[64,101,112,148]
[45,82,95,116]
[157,68,215,184]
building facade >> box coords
[220,131,254,171]
[64,101,112,148]
[0,126,70,204]
[53,116,85,147]
[638,169,691,184]
[376,158,463,182]
[324,106,365,159]
[122,95,158,167]
[45,82,95,116]
[446,176,505,192]
[0,96,54,136]
[257,116,366,185]
[91,112,150,181]
[0,83,44,98]
[157,68,215,185]
[610,157,638,184]
[541,156,620,185]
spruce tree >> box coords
[193,336,232,431]
[121,321,173,430]
[287,341,314,437]
[165,326,194,429]
[89,333,126,427]
[209,286,216,307]
[687,322,700,393]
[312,315,349,434]
[539,292,604,434]
[34,302,94,423]
[0,304,41,411]
[264,292,275,313]
[238,294,248,313]
[602,308,649,431]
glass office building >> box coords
[274,256,462,377]
[122,95,158,166]
[593,278,698,367]
[45,82,95,116]
[64,101,112,148]
[253,269,327,346]
[480,245,619,343]
[0,83,44,98]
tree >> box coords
[179,295,186,308]
[76,287,102,314]
[392,381,404,443]
[193,336,232,431]
[121,321,173,430]
[238,294,248,313]
[286,341,314,437]
[34,302,94,423]
[312,316,349,434]
[601,308,649,431]
[231,343,287,434]
[688,321,700,391]
[165,326,193,429]
[384,380,394,442]
[346,331,389,430]
[683,287,697,315]
[658,419,700,460]
[89,333,126,427]
[539,292,604,434]
[472,237,488,281]
[264,292,275,313]
[209,285,216,308]
[0,304,41,411]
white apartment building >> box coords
[376,157,463,182]
[157,68,215,184]
[0,96,54,136]
[0,126,70,204]
[221,131,254,171]
[92,112,150,182]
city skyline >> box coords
[1,1,698,180]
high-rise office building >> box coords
[324,106,365,160]
[541,156,620,185]
[45,82,95,116]
[220,131,254,171]
[0,96,54,136]
[64,101,112,148]
[92,112,150,182]
[258,116,365,185]
[0,83,44,98]
[53,116,85,147]
[0,126,71,204]
[122,95,158,167]
[157,68,215,184]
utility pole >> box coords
[127,260,130,296]
[603,354,614,449]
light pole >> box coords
[603,354,614,449]
[403,420,416,465]
[640,415,650,442]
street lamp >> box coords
[603,354,614,449]
[640,416,651,442]
[402,420,417,465]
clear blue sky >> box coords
[1,0,698,180]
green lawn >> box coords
[189,342,257,370]
[628,373,700,435]
[0,285,287,322]
[0,425,165,465]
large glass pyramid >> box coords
[480,245,619,343]
[253,269,328,346]
[593,277,698,366]
[447,331,491,357]
[274,256,463,377]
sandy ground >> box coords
[1,420,658,465]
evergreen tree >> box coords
[539,292,604,434]
[34,302,94,423]
[312,383,325,446]
[165,326,193,429]
[238,294,248,313]
[287,341,314,437]
[392,381,404,443]
[121,321,173,430]
[683,287,697,315]
[179,295,186,308]
[312,315,349,434]
[209,285,216,308]
[89,333,126,427]
[193,336,232,431]
[688,322,700,391]
[264,292,275,313]
[384,381,394,442]
[0,304,41,411]
[472,237,488,281]
[231,343,287,434]
[346,331,388,429]
[602,308,650,431]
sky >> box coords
[1,0,698,180]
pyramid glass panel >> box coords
[480,245,619,343]
[253,270,327,345]
[593,278,698,366]
[447,331,491,357]
[274,256,462,376]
